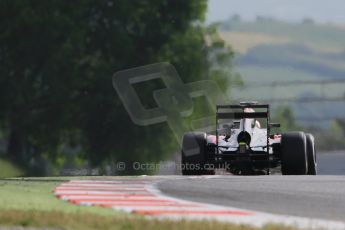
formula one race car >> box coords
[181,102,317,175]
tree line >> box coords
[0,0,236,175]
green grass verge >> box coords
[0,210,299,230]
[0,177,299,230]
[0,178,119,216]
[0,159,24,178]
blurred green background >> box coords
[0,0,238,176]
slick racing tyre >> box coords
[281,132,308,175]
[181,132,214,175]
[306,133,317,175]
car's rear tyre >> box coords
[181,132,214,175]
[281,132,308,175]
[306,133,317,175]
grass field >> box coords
[220,32,290,54]
[222,20,345,54]
[0,177,298,230]
[0,158,23,178]
[229,66,345,101]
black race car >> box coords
[181,102,317,175]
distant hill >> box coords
[220,19,345,128]
[221,19,345,53]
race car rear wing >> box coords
[216,103,269,119]
[216,103,280,127]
[216,112,268,119]
[217,104,269,109]
[215,103,271,156]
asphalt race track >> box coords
[54,151,345,229]
[157,152,345,222]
